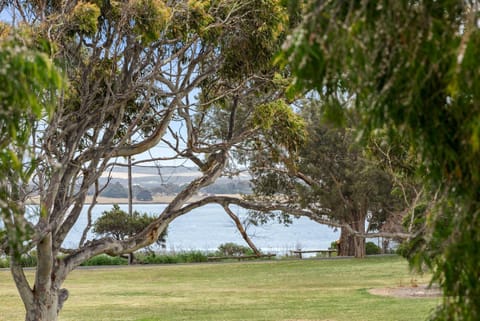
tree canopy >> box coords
[281,1,480,319]
[93,204,167,245]
[248,100,410,258]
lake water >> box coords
[63,203,339,255]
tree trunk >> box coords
[128,154,134,265]
[24,287,68,321]
[128,154,133,216]
[338,210,367,258]
[128,253,135,264]
[338,227,356,256]
[352,215,366,258]
[381,238,389,254]
[353,235,366,258]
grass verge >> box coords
[0,256,439,321]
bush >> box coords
[366,242,381,255]
[139,254,179,264]
[177,251,208,263]
[330,240,339,250]
[0,257,8,268]
[1,251,208,268]
[216,243,254,256]
[136,251,208,264]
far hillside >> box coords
[96,165,251,199]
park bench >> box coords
[291,249,337,259]
[207,254,276,262]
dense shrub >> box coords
[1,251,209,267]
[139,254,179,264]
[137,251,208,264]
[365,242,381,255]
[216,242,254,256]
[330,240,339,250]
[177,251,209,263]
[0,257,8,268]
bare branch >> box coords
[222,204,261,256]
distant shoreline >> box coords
[26,194,242,205]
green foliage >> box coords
[0,38,61,257]
[137,251,208,264]
[93,204,167,245]
[0,43,60,159]
[251,101,402,257]
[130,0,171,43]
[186,0,215,37]
[283,1,480,319]
[330,240,338,250]
[0,256,7,268]
[219,0,289,79]
[252,99,307,168]
[365,242,381,255]
[215,242,254,256]
[70,2,101,36]
[0,251,210,267]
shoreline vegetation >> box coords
[25,194,243,205]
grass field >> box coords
[0,256,439,321]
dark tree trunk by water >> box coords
[338,211,366,258]
[338,227,355,256]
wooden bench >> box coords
[207,254,276,261]
[291,249,337,259]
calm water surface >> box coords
[63,203,339,255]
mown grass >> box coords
[0,256,439,321]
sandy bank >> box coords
[26,194,242,205]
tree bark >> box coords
[352,212,366,258]
[338,211,366,258]
[338,227,355,256]
[23,286,68,321]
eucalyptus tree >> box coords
[0,1,305,320]
[280,0,480,319]
[246,101,411,258]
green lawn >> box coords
[0,256,439,321]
